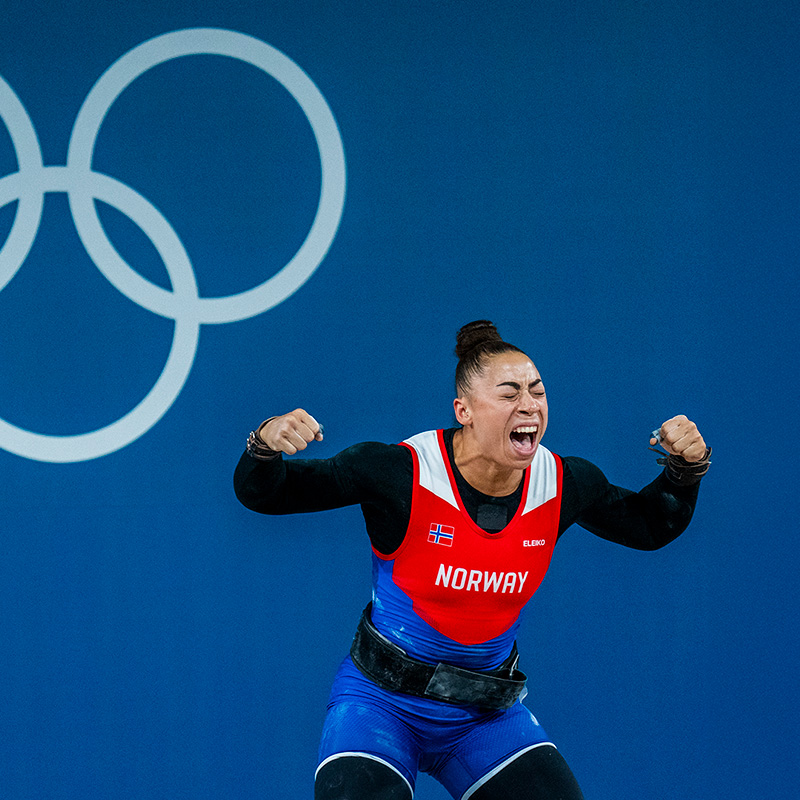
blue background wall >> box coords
[1,2,797,798]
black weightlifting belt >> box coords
[350,604,527,710]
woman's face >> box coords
[454,351,548,471]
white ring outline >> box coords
[68,28,346,324]
[0,168,201,463]
[0,29,346,462]
[0,75,44,293]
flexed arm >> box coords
[561,416,710,549]
[233,412,412,536]
[234,408,335,515]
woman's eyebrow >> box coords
[496,379,542,390]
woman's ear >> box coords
[453,396,471,426]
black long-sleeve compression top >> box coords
[234,428,701,555]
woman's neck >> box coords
[451,428,524,497]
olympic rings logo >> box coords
[0,28,346,463]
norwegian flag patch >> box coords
[428,523,454,546]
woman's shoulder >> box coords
[337,439,411,458]
[561,454,606,481]
[560,455,612,503]
[333,440,413,477]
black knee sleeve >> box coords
[314,756,411,800]
[471,744,585,800]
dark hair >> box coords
[454,320,525,396]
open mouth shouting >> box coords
[509,425,539,457]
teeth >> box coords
[513,426,538,433]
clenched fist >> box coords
[650,415,707,462]
[257,409,324,455]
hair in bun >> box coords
[454,320,524,395]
